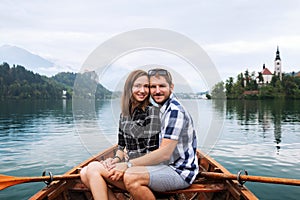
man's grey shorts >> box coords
[146,165,190,192]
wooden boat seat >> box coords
[70,181,226,197]
[70,152,227,198]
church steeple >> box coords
[275,46,281,61]
[274,46,282,80]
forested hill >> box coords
[0,62,112,99]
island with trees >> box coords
[211,69,300,99]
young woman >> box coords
[80,69,160,200]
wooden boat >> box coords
[30,145,258,200]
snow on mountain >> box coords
[0,45,70,77]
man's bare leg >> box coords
[124,166,155,200]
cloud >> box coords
[205,35,300,55]
[98,50,208,92]
[1,0,300,84]
[203,34,300,81]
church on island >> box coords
[230,46,300,99]
[258,46,282,85]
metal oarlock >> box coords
[237,169,248,186]
[42,170,53,186]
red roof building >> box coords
[258,64,273,84]
[262,67,272,75]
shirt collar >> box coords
[160,93,174,113]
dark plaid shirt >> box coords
[118,105,160,160]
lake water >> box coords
[0,99,299,200]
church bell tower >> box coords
[274,46,282,80]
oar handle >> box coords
[12,174,80,182]
[0,174,81,190]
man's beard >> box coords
[152,93,167,105]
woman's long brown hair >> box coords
[121,70,149,116]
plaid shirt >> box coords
[118,105,160,160]
[160,93,199,184]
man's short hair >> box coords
[148,68,173,85]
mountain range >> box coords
[0,45,207,93]
[0,45,70,77]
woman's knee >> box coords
[86,161,106,176]
[80,166,89,186]
[87,161,100,169]
[80,166,87,178]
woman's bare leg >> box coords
[85,161,109,200]
[81,161,127,200]
[80,166,90,188]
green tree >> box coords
[225,77,234,95]
[211,81,226,99]
[283,76,298,97]
[259,85,275,99]
[257,72,264,84]
[237,73,244,88]
[0,63,111,99]
[244,70,250,88]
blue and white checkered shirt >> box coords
[159,93,199,184]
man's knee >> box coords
[123,167,150,190]
[123,171,138,190]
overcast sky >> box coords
[1,0,300,91]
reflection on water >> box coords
[0,100,90,200]
[0,99,299,200]
[211,99,300,200]
[181,99,225,153]
[73,98,120,155]
[224,99,300,153]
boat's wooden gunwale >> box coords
[29,145,117,200]
[30,146,258,200]
[198,150,258,200]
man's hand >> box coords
[108,162,128,181]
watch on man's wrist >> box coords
[126,161,132,168]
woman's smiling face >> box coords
[132,75,149,102]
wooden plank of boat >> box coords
[29,145,118,200]
[30,145,258,200]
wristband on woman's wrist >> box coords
[113,155,122,162]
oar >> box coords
[200,171,300,186]
[0,173,80,190]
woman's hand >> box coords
[100,157,115,169]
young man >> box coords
[108,68,198,200]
